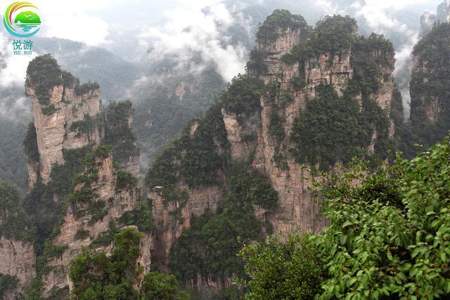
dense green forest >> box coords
[70,228,188,299]
[410,23,450,147]
[241,137,450,299]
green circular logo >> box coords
[3,1,41,38]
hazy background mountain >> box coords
[0,0,444,191]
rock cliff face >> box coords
[25,55,103,187]
[104,101,141,177]
[421,0,450,34]
[249,26,335,234]
[21,55,148,298]
[410,22,450,146]
[0,182,36,298]
[150,186,222,268]
[0,238,35,299]
[25,55,140,189]
[41,151,150,297]
[242,18,395,236]
[146,11,400,285]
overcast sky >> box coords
[0,0,444,87]
[0,0,439,47]
[0,0,445,120]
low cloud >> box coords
[138,0,249,82]
[0,51,36,88]
[0,0,442,121]
[394,37,419,119]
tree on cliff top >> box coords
[26,54,63,106]
[256,9,309,44]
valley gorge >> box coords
[146,11,402,292]
[0,7,449,300]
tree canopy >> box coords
[242,136,450,299]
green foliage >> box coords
[62,70,78,88]
[105,101,139,166]
[262,82,291,170]
[116,170,138,191]
[74,229,90,240]
[141,272,189,300]
[23,122,39,162]
[24,179,64,255]
[309,15,357,56]
[281,52,298,65]
[41,104,57,115]
[240,235,325,300]
[145,74,263,194]
[0,181,34,241]
[241,137,450,299]
[49,147,92,197]
[70,115,99,138]
[169,209,262,284]
[24,145,111,258]
[169,164,277,283]
[360,93,391,159]
[93,144,113,159]
[71,228,185,299]
[75,81,100,96]
[317,138,450,299]
[351,33,394,95]
[44,243,68,260]
[90,222,118,248]
[147,102,229,192]
[283,15,357,67]
[26,54,63,107]
[390,85,404,127]
[70,228,142,299]
[72,145,112,190]
[69,185,97,206]
[0,274,18,299]
[291,85,390,170]
[179,106,229,188]
[23,277,43,299]
[246,50,267,77]
[410,23,450,147]
[133,66,226,168]
[68,145,115,219]
[221,74,264,118]
[118,198,153,233]
[145,142,181,190]
[227,164,278,211]
[269,110,285,144]
[86,200,108,224]
[36,241,69,277]
[145,139,189,203]
[282,17,393,99]
[266,83,290,170]
[256,9,308,44]
[47,286,70,299]
[290,73,307,91]
[0,118,27,192]
[251,10,308,78]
